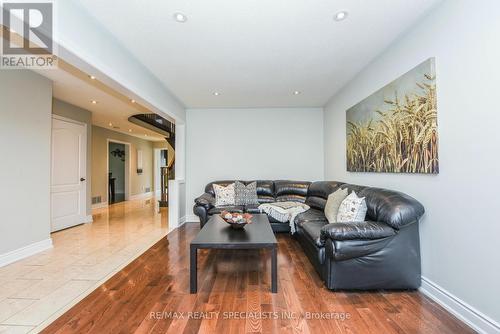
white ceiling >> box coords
[75,0,441,108]
[36,68,167,141]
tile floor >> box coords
[0,197,170,333]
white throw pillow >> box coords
[336,191,367,223]
[324,188,349,223]
[213,183,235,207]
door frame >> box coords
[153,148,168,197]
[106,139,131,204]
[51,114,89,231]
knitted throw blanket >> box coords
[258,201,310,234]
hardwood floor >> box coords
[40,221,474,334]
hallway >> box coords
[0,198,169,333]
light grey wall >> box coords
[92,126,154,201]
[52,99,92,215]
[186,108,324,216]
[323,0,500,325]
[0,70,53,255]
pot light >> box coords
[293,91,301,95]
[108,122,113,127]
[89,75,96,80]
[334,11,348,21]
[130,99,136,103]
[144,134,148,137]
[173,12,187,23]
[213,92,220,96]
[91,100,98,104]
[129,129,132,132]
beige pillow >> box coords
[213,183,235,207]
[336,191,367,223]
[324,188,349,223]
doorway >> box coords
[107,140,131,205]
[154,149,168,197]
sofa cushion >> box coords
[295,209,327,228]
[213,183,236,206]
[276,194,308,203]
[244,204,261,214]
[324,188,349,223]
[274,180,310,203]
[253,180,274,197]
[337,191,367,223]
[258,195,275,204]
[320,221,396,241]
[355,186,426,229]
[235,181,259,205]
[306,181,345,210]
[302,221,328,247]
[205,180,238,196]
[208,205,245,215]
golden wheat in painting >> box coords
[346,58,439,174]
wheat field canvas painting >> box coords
[346,58,439,174]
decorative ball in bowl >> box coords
[220,211,253,229]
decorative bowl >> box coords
[220,211,253,229]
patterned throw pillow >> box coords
[336,191,367,223]
[234,181,259,205]
[324,188,349,223]
[213,183,235,207]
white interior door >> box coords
[51,117,87,232]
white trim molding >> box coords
[84,215,93,224]
[129,192,154,201]
[92,202,109,210]
[0,238,53,268]
[182,214,200,223]
[420,276,500,334]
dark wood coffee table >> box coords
[190,214,278,293]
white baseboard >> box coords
[92,202,108,210]
[0,238,53,268]
[182,214,200,223]
[420,276,500,334]
[83,215,93,223]
[129,192,154,201]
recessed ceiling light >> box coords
[108,122,113,127]
[91,100,98,104]
[144,134,148,137]
[130,99,136,103]
[334,10,348,21]
[173,12,187,23]
[129,129,132,132]
[293,91,301,95]
[213,92,220,96]
[89,75,96,80]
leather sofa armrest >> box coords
[194,192,215,210]
[320,221,396,242]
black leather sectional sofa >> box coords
[193,180,425,290]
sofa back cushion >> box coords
[349,185,425,229]
[306,181,344,210]
[274,180,310,203]
[251,180,275,203]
